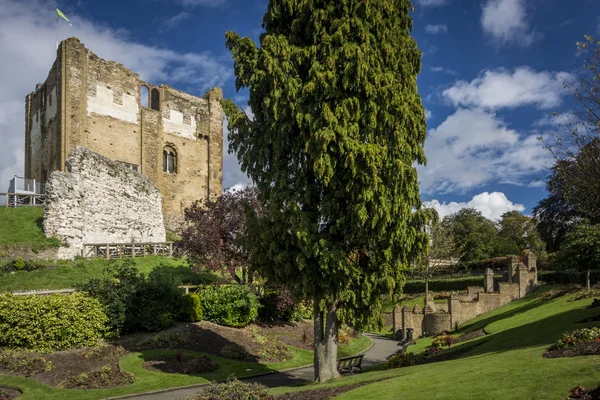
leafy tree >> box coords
[532,169,579,252]
[441,208,497,263]
[496,211,546,258]
[539,36,600,226]
[222,0,430,382]
[420,209,465,297]
[180,187,260,283]
[555,221,600,290]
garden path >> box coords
[113,333,399,400]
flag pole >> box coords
[56,11,59,50]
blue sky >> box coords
[1,0,599,221]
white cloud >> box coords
[430,66,457,75]
[160,12,191,31]
[533,111,576,127]
[442,67,572,110]
[425,24,448,34]
[416,0,448,7]
[0,0,232,189]
[481,0,541,47]
[425,109,433,120]
[418,108,551,194]
[424,192,525,221]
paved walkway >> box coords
[113,333,400,400]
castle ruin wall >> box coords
[44,147,166,259]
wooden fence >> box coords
[82,242,179,259]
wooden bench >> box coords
[337,354,364,374]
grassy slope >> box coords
[0,334,372,400]
[0,208,56,248]
[343,287,600,399]
[270,286,600,399]
[0,257,219,292]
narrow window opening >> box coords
[163,147,177,174]
[151,88,160,111]
[140,85,149,108]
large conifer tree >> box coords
[223,0,429,382]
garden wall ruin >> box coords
[393,254,538,339]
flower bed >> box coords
[544,327,600,358]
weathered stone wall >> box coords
[44,147,166,259]
[423,312,451,336]
[25,37,223,222]
[399,254,539,338]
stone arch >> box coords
[162,145,177,174]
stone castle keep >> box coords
[25,37,223,225]
[393,254,538,339]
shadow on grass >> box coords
[440,301,600,361]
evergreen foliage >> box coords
[223,0,430,381]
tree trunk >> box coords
[425,258,430,299]
[313,296,341,383]
[587,269,591,291]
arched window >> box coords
[163,146,177,174]
[151,88,160,111]
[140,85,149,108]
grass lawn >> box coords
[0,257,219,292]
[0,333,371,399]
[271,286,600,399]
[0,208,58,249]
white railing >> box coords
[82,242,178,259]
[8,176,45,195]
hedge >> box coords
[402,276,485,294]
[538,270,600,285]
[0,292,108,352]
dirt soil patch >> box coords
[120,320,318,363]
[275,378,390,400]
[142,354,218,375]
[0,345,133,390]
[544,342,600,358]
[456,329,487,343]
[0,387,21,400]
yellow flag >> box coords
[56,8,72,26]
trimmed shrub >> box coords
[0,293,107,352]
[403,276,485,294]
[199,284,259,327]
[538,270,600,285]
[181,294,203,322]
[195,379,271,400]
[385,352,425,369]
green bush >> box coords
[130,266,184,332]
[181,294,203,322]
[219,343,251,361]
[198,284,259,327]
[385,352,425,369]
[79,261,143,335]
[0,292,107,352]
[80,261,185,334]
[195,378,270,400]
